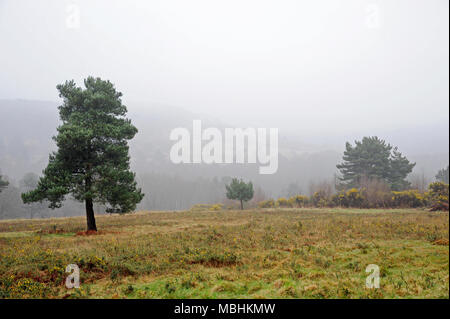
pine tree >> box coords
[22,77,144,231]
[388,148,416,190]
[336,136,415,190]
[225,178,254,210]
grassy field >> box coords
[0,208,448,299]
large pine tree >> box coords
[336,136,415,190]
[22,77,144,231]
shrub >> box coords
[210,204,223,211]
[346,188,365,208]
[258,199,275,208]
[360,178,392,208]
[391,190,426,208]
[330,189,366,208]
[330,187,431,209]
[190,204,212,212]
[331,192,349,207]
[7,278,49,298]
[312,191,329,207]
[289,195,309,207]
[427,182,449,211]
[276,197,290,207]
[190,204,223,212]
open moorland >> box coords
[0,208,448,299]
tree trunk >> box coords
[85,198,97,231]
[240,199,243,210]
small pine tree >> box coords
[225,178,254,210]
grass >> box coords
[0,208,448,299]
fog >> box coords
[0,0,448,216]
[1,0,448,133]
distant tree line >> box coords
[1,131,449,219]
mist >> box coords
[0,0,448,216]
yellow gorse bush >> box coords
[190,203,224,212]
[289,195,309,207]
[276,197,290,207]
[258,199,275,208]
[391,190,426,208]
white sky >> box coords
[0,0,448,136]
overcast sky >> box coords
[0,0,448,138]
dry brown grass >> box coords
[0,208,448,299]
